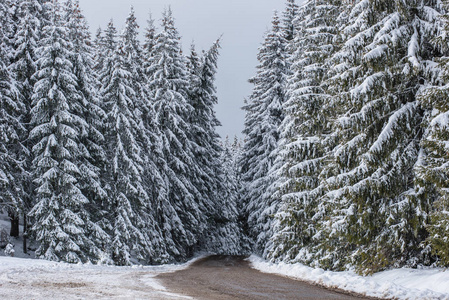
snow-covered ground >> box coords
[248,255,449,300]
[0,255,202,299]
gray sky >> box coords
[79,0,289,139]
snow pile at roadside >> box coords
[248,255,449,300]
[0,256,202,299]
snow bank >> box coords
[248,255,449,300]
[0,255,203,299]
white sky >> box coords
[78,0,292,139]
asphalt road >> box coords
[157,255,373,300]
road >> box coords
[157,255,374,300]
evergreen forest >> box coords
[0,0,449,275]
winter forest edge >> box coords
[0,0,449,277]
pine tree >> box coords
[29,1,93,263]
[95,21,117,100]
[240,12,289,254]
[148,8,201,260]
[317,0,444,273]
[9,0,51,252]
[268,0,343,266]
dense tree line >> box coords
[0,0,244,265]
[241,0,449,274]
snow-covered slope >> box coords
[249,255,449,300]
[0,255,202,299]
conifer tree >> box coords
[63,0,110,262]
[240,12,289,254]
[0,0,26,238]
[317,0,444,273]
[268,0,343,265]
[120,7,168,264]
[417,3,449,266]
[282,0,298,42]
[100,38,150,265]
[96,21,117,102]
[148,8,202,259]
[29,1,94,263]
[9,0,50,251]
[187,41,244,254]
[143,13,157,62]
[201,137,245,254]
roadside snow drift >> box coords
[249,255,449,300]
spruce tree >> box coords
[282,0,298,42]
[268,0,343,266]
[121,7,168,264]
[0,0,26,238]
[29,1,93,263]
[418,2,449,267]
[100,39,150,265]
[143,13,157,63]
[10,0,50,252]
[63,0,110,262]
[187,41,244,254]
[317,0,444,273]
[240,12,289,254]
[148,8,201,259]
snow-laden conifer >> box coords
[0,0,26,238]
[317,0,444,273]
[187,41,244,254]
[63,0,110,262]
[29,1,93,263]
[268,0,343,266]
[120,7,169,264]
[282,0,298,42]
[417,3,449,266]
[100,38,150,265]
[240,12,289,254]
[147,8,202,260]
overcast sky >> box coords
[78,0,292,139]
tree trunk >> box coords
[9,212,19,237]
[23,214,27,254]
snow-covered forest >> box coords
[0,0,245,266]
[1,0,449,277]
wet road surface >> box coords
[157,255,374,300]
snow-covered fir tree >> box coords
[315,0,444,274]
[99,25,154,265]
[0,0,26,238]
[95,20,117,100]
[267,0,343,266]
[240,12,289,254]
[282,0,299,42]
[187,41,244,255]
[147,8,203,260]
[120,7,169,264]
[417,2,449,267]
[9,0,43,234]
[28,1,96,263]
[63,0,110,262]
[143,13,157,63]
